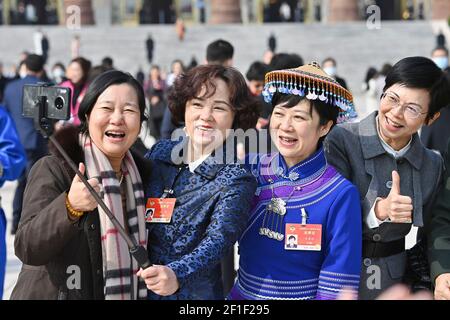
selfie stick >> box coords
[33,95,151,269]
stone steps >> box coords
[0,21,440,118]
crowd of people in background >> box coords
[1,30,450,302]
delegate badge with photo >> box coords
[285,223,322,251]
[145,198,176,223]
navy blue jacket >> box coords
[3,75,47,152]
[145,139,257,300]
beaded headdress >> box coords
[262,62,357,123]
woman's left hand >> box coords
[137,265,179,296]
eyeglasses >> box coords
[381,92,428,119]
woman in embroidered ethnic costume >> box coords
[229,62,362,300]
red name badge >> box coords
[145,198,176,223]
[285,223,322,251]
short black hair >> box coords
[206,39,234,65]
[87,65,109,83]
[269,53,303,71]
[101,56,114,69]
[52,62,65,71]
[322,57,337,66]
[272,93,338,144]
[383,56,450,120]
[25,54,44,72]
[78,70,147,133]
[288,235,296,240]
[246,61,270,82]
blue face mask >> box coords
[323,66,337,77]
[433,56,449,70]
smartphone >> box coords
[22,84,71,121]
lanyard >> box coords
[161,165,186,198]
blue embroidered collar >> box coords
[261,146,327,183]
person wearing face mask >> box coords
[431,46,449,72]
[412,47,450,156]
[51,62,66,84]
[322,57,348,90]
[229,62,362,300]
[18,61,27,79]
[324,56,450,299]
[138,65,259,300]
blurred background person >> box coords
[3,54,48,235]
[205,39,234,67]
[50,62,66,84]
[245,61,271,129]
[59,57,92,126]
[362,66,379,117]
[322,57,348,89]
[101,56,114,71]
[166,59,185,88]
[431,46,449,71]
[144,65,167,141]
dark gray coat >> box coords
[324,112,443,299]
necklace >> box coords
[259,178,301,242]
[116,170,124,185]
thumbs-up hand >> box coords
[375,171,413,223]
[67,163,101,212]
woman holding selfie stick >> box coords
[11,70,150,300]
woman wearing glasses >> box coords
[325,56,450,299]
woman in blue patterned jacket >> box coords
[229,62,362,300]
[138,65,259,299]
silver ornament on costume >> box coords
[266,197,287,216]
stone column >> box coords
[92,0,111,26]
[210,0,242,24]
[431,0,450,20]
[327,0,359,22]
[63,0,95,25]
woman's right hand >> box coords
[137,265,180,296]
[375,171,413,223]
[67,163,101,212]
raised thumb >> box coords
[390,170,401,195]
[74,162,85,182]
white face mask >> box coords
[19,70,27,78]
[53,68,65,80]
[323,66,337,77]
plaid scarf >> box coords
[81,134,147,300]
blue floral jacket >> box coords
[145,139,257,300]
